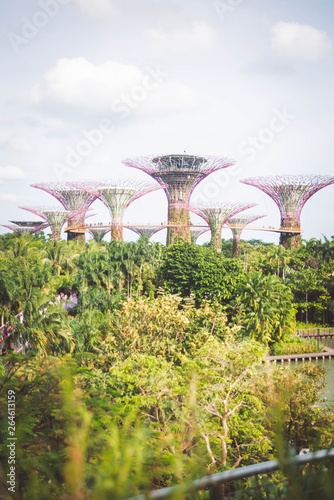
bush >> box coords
[271,335,318,355]
[100,294,236,362]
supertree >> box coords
[240,175,334,247]
[186,202,257,252]
[9,221,46,228]
[1,221,47,236]
[127,226,164,240]
[226,215,266,257]
[30,182,97,241]
[69,180,161,241]
[122,154,235,245]
[19,207,76,240]
[190,226,210,244]
[88,227,111,243]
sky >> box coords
[0,0,333,244]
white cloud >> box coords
[73,0,115,19]
[147,82,197,110]
[0,193,20,203]
[146,21,216,52]
[31,58,143,109]
[0,132,33,153]
[271,22,332,61]
[31,57,198,116]
[0,166,28,182]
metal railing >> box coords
[131,448,334,499]
[297,328,334,351]
[297,328,334,336]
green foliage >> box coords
[158,243,244,306]
[1,232,334,498]
[231,272,296,344]
[272,335,318,356]
[0,356,192,499]
[256,363,334,453]
[101,294,236,362]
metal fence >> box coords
[131,448,334,500]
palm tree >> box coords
[266,245,291,279]
[233,272,295,343]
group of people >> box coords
[55,290,79,310]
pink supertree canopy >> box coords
[123,154,235,244]
[88,227,111,243]
[30,182,97,241]
[240,175,334,227]
[226,214,266,256]
[189,226,210,244]
[69,179,161,241]
[30,182,97,212]
[240,175,334,247]
[122,154,235,201]
[9,220,47,227]
[19,207,79,240]
[127,226,164,240]
[0,223,47,235]
[187,201,257,251]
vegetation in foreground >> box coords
[0,233,334,498]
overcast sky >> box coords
[0,0,333,244]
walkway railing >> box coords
[297,328,334,350]
[297,328,334,336]
[131,448,334,499]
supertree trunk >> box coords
[280,216,301,248]
[111,218,123,241]
[280,231,301,249]
[167,205,191,245]
[210,226,222,252]
[232,230,242,257]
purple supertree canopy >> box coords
[9,220,47,227]
[240,175,334,227]
[226,214,266,256]
[69,179,161,221]
[188,202,257,229]
[19,207,78,239]
[190,226,210,244]
[186,201,257,251]
[226,214,267,231]
[30,182,97,212]
[127,226,164,240]
[88,227,111,243]
[0,224,46,235]
[122,154,235,203]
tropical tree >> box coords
[158,243,244,306]
[266,245,291,279]
[231,272,296,344]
